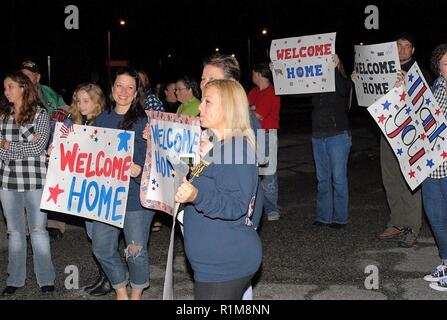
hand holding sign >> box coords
[175,177,198,203]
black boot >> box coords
[89,274,113,296]
[84,269,106,292]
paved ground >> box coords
[0,108,446,300]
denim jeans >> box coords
[312,131,351,224]
[261,174,279,214]
[0,189,55,287]
[422,177,447,261]
[92,209,155,289]
[85,220,93,240]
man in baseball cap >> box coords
[20,60,67,115]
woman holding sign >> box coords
[91,67,155,300]
[175,79,261,300]
[0,71,55,296]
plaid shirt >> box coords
[0,107,50,191]
[430,76,447,179]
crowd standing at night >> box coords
[2,18,447,299]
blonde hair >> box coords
[70,83,105,125]
[204,79,256,150]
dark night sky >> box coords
[1,0,446,99]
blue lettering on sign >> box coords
[167,128,174,148]
[151,124,199,154]
[154,150,174,178]
[86,181,99,211]
[286,64,324,79]
[112,187,125,221]
[67,176,126,223]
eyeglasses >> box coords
[175,87,187,92]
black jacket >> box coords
[311,69,352,138]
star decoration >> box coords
[408,73,414,82]
[396,148,403,156]
[420,133,427,140]
[435,109,441,116]
[425,98,432,106]
[378,114,386,124]
[117,131,132,152]
[441,151,447,159]
[408,170,416,178]
[94,137,98,143]
[47,184,64,204]
[399,91,407,101]
[152,179,156,185]
[426,159,435,169]
[382,100,391,111]
[405,107,412,115]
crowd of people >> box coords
[1,30,447,299]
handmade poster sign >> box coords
[270,32,336,95]
[368,62,447,190]
[354,42,400,107]
[140,111,201,215]
[41,123,134,228]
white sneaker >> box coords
[429,277,447,292]
[267,211,280,221]
[424,264,447,282]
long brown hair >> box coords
[2,71,40,125]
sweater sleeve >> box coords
[0,110,50,160]
[132,117,148,168]
[192,163,257,220]
[335,69,352,98]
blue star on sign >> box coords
[405,107,412,115]
[117,131,132,152]
[397,148,403,156]
[382,100,391,111]
[152,179,156,185]
[427,159,435,168]
[408,73,414,82]
[425,98,432,106]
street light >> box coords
[247,27,269,76]
[107,18,126,82]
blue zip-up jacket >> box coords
[93,109,147,212]
[183,136,262,282]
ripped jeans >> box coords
[0,189,55,287]
[92,209,155,289]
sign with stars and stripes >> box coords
[367,62,447,190]
[41,123,134,228]
[140,111,201,215]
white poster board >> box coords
[41,123,134,228]
[368,62,447,190]
[140,111,201,215]
[270,32,336,95]
[354,42,400,107]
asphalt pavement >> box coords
[0,108,446,301]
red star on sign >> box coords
[420,133,427,140]
[399,91,407,101]
[47,184,64,204]
[442,151,447,159]
[378,114,386,124]
[408,170,416,178]
[435,109,441,116]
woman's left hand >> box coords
[130,163,142,178]
[175,177,198,203]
